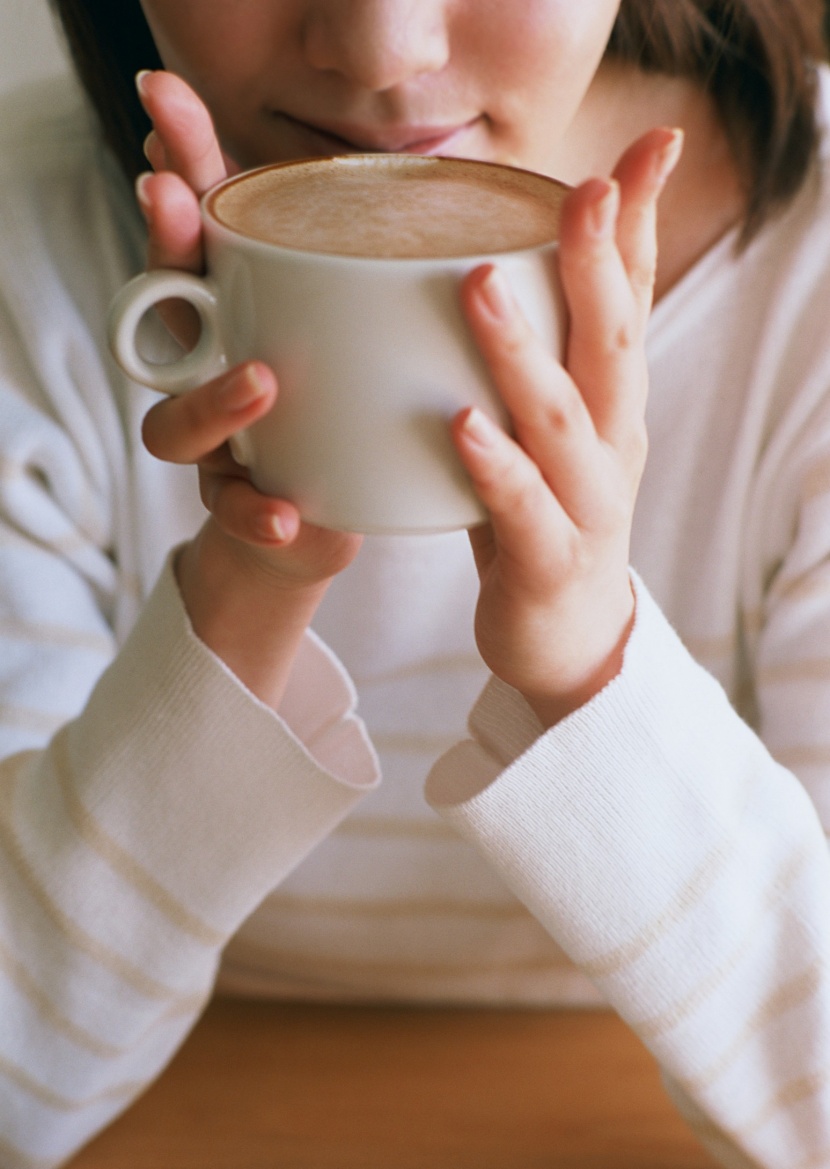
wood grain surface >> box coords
[68,999,720,1168]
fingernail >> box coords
[259,512,287,543]
[478,266,514,322]
[588,179,619,238]
[135,171,153,219]
[221,364,269,412]
[135,69,153,100]
[461,407,499,448]
[143,130,159,164]
[653,128,684,187]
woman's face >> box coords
[139,0,622,176]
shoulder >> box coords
[0,73,105,198]
[649,70,830,444]
[0,76,145,346]
[0,74,143,261]
[684,67,830,335]
[0,75,88,152]
[763,62,830,266]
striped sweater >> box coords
[2,74,830,1167]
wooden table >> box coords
[68,999,719,1168]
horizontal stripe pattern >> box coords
[0,1050,139,1114]
[635,843,810,1046]
[0,810,181,1003]
[53,730,224,948]
[6,72,830,1169]
[0,617,112,655]
[0,934,124,1059]
[0,1135,53,1169]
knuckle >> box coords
[497,455,547,514]
[495,313,533,363]
[542,390,581,437]
[630,273,656,308]
[193,130,219,169]
[603,304,644,355]
[627,255,657,302]
[613,320,638,352]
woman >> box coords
[0,1,827,1164]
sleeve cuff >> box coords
[61,552,380,937]
[425,570,645,808]
[424,570,808,974]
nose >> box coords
[302,0,450,91]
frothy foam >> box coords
[208,156,567,259]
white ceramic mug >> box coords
[108,155,568,535]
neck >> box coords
[549,61,747,300]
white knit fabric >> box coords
[2,72,830,1167]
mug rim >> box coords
[201,153,568,265]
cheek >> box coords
[141,2,275,94]
[501,2,616,85]
[476,3,619,130]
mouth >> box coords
[275,111,480,157]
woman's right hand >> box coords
[134,70,362,708]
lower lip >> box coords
[279,114,477,158]
[399,124,474,155]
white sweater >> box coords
[2,73,830,1169]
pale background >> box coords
[0,0,69,95]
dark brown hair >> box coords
[50,0,161,182]
[608,0,827,239]
[50,0,827,239]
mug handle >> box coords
[107,269,228,394]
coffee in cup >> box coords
[108,154,568,535]
[209,154,566,259]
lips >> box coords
[277,111,479,156]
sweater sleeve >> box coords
[0,120,381,1164]
[425,573,830,1169]
[0,556,379,1169]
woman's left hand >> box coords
[452,128,682,728]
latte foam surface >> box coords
[208,156,567,258]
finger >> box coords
[460,264,606,521]
[555,131,682,444]
[143,129,167,173]
[143,127,237,184]
[200,475,303,549]
[136,70,228,195]
[135,169,205,346]
[612,127,684,320]
[142,362,276,466]
[557,177,650,442]
[452,406,572,590]
[137,170,203,273]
